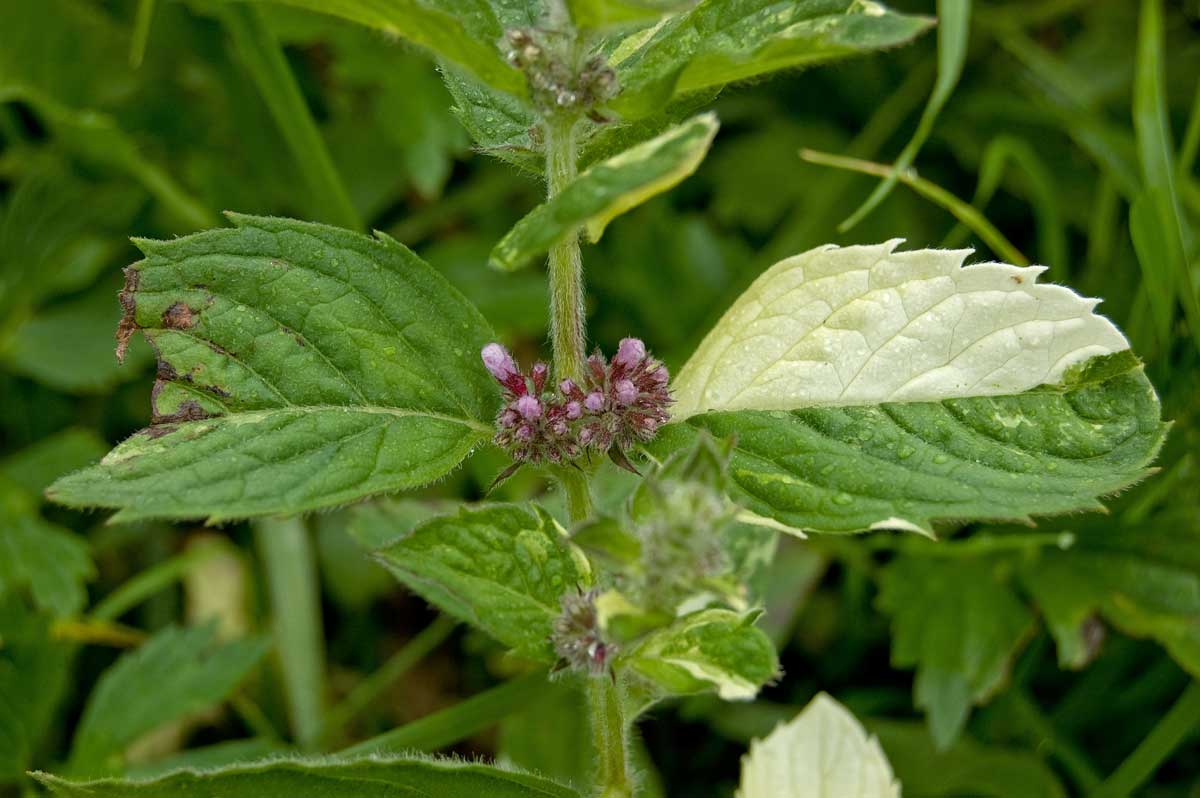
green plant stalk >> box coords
[545,114,587,384]
[89,541,223,622]
[588,677,633,798]
[1093,681,1200,798]
[1003,688,1102,794]
[255,518,327,750]
[338,671,547,756]
[219,4,362,231]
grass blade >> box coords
[1133,0,1200,349]
[339,671,547,756]
[941,135,1066,274]
[840,0,971,231]
[128,0,156,68]
[801,148,1029,266]
[218,5,362,231]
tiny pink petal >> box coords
[516,395,542,420]
[615,379,637,405]
[614,338,646,369]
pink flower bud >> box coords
[531,362,548,393]
[516,395,542,420]
[615,379,637,406]
[614,338,646,369]
[559,378,577,395]
[579,427,594,444]
[648,365,668,386]
[515,424,535,441]
[550,419,568,435]
[565,401,582,419]
[481,343,518,382]
[584,392,605,412]
[500,408,520,428]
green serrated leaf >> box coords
[0,598,72,783]
[490,112,718,271]
[67,624,269,777]
[655,242,1166,534]
[622,608,777,700]
[47,215,498,523]
[877,555,1034,749]
[441,63,542,175]
[868,719,1066,798]
[375,504,591,661]
[36,754,582,798]
[608,0,934,120]
[0,479,93,617]
[234,0,525,97]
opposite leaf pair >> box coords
[50,222,1164,541]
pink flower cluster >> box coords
[482,338,671,464]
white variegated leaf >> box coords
[737,693,900,798]
[673,240,1128,419]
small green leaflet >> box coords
[375,504,591,661]
[737,693,899,798]
[232,0,526,97]
[877,555,1034,750]
[0,598,72,783]
[490,113,719,271]
[656,241,1166,535]
[1020,510,1200,676]
[48,215,498,523]
[36,754,582,798]
[622,608,777,700]
[607,0,934,120]
[441,64,542,176]
[0,479,93,617]
[66,624,268,777]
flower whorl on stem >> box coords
[482,339,671,466]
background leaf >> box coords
[234,0,526,95]
[67,624,268,777]
[877,554,1034,749]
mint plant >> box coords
[2,0,1187,796]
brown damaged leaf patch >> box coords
[115,267,140,363]
[162,301,198,330]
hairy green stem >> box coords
[588,678,633,798]
[1093,681,1200,798]
[545,115,587,383]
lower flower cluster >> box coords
[482,339,671,464]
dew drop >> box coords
[932,453,949,465]
[897,445,915,459]
[832,493,853,506]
